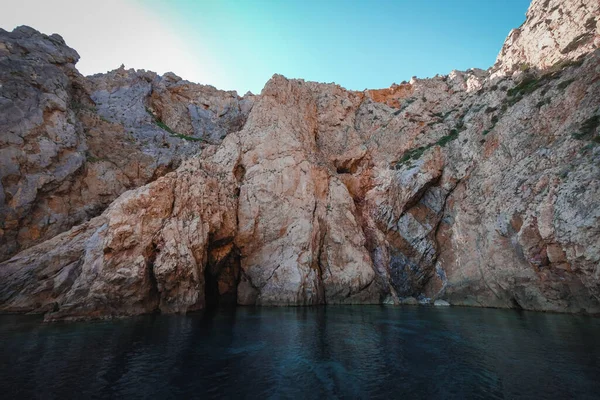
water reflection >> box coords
[1,306,599,399]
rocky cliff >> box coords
[0,26,254,262]
[1,0,599,320]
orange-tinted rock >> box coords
[365,83,414,109]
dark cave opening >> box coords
[204,240,241,310]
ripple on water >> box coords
[0,307,599,399]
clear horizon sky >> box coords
[1,0,531,94]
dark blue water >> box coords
[1,306,599,399]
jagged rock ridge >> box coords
[0,27,255,262]
[0,0,599,319]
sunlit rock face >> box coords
[1,0,599,319]
[492,0,600,76]
[0,26,254,262]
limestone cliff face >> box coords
[1,0,599,319]
[493,0,599,75]
[0,26,253,262]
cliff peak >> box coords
[493,0,599,75]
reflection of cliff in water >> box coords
[1,307,599,398]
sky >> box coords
[0,0,531,94]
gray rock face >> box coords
[87,66,254,148]
[0,27,253,262]
[1,0,599,320]
[0,26,85,260]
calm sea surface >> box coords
[1,306,599,399]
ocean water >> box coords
[1,306,599,399]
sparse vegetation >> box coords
[399,98,416,112]
[507,76,543,98]
[395,146,430,168]
[571,115,600,143]
[549,58,584,72]
[519,63,531,72]
[146,106,205,142]
[86,153,104,163]
[70,100,97,113]
[505,77,540,106]
[436,129,459,147]
[171,133,204,142]
[504,60,579,107]
[536,98,551,108]
[394,125,461,169]
[155,119,176,135]
[579,143,596,154]
[557,78,575,90]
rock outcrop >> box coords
[0,27,254,262]
[493,0,599,75]
[1,0,599,319]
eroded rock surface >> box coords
[1,0,599,319]
[493,0,599,75]
[0,27,253,262]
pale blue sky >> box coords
[2,0,531,94]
